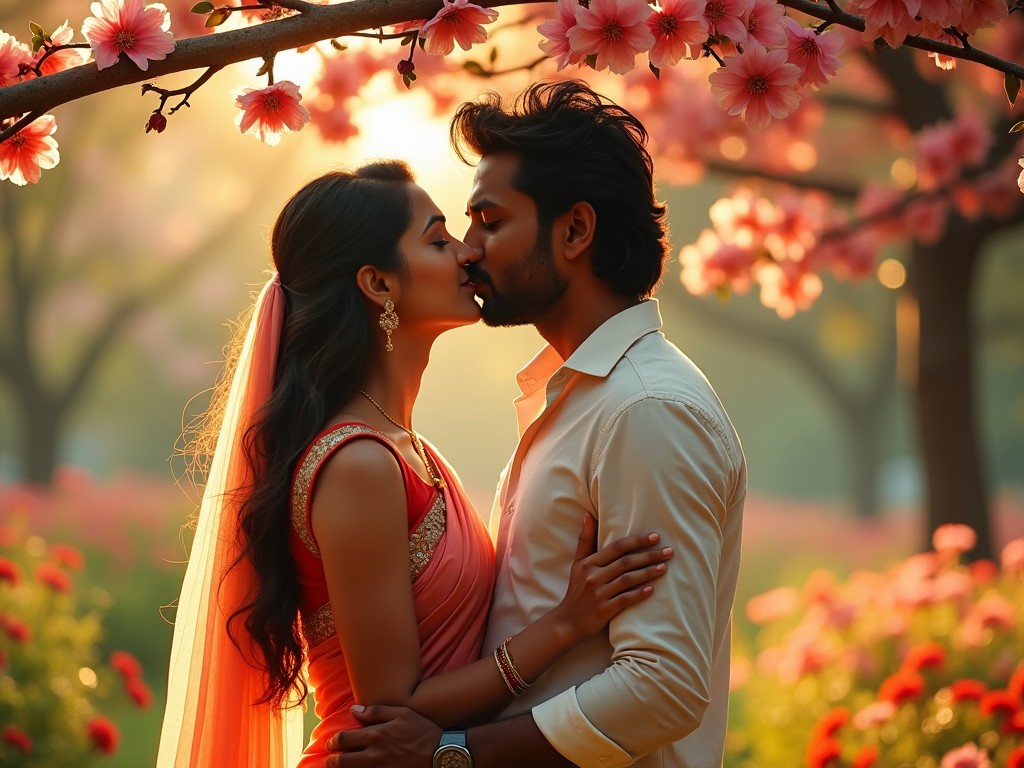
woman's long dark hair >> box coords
[188,161,414,707]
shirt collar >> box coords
[514,299,663,395]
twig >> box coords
[21,43,92,78]
[778,0,1024,79]
[141,66,224,115]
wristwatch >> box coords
[433,730,473,768]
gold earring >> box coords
[379,299,399,352]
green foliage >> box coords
[727,527,1024,767]
[0,519,147,767]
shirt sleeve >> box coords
[532,394,739,767]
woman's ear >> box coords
[558,201,596,262]
[355,265,401,309]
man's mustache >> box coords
[464,264,492,287]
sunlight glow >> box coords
[267,47,325,90]
[719,136,747,161]
[877,258,907,290]
[79,667,98,688]
[786,141,817,172]
[890,158,917,189]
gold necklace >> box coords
[357,390,445,490]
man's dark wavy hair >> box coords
[450,80,668,299]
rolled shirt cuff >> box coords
[532,686,634,768]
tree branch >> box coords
[778,0,1024,79]
[704,159,862,200]
[0,0,547,124]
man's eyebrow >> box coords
[422,213,446,234]
[466,198,497,215]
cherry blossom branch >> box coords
[466,54,548,77]
[0,110,45,141]
[0,0,546,124]
[141,66,224,115]
[778,0,1024,80]
[22,43,92,78]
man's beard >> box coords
[469,233,569,328]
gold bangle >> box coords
[493,639,529,697]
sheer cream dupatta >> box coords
[157,275,304,768]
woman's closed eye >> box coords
[432,239,452,248]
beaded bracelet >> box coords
[494,637,530,697]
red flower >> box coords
[1008,710,1024,735]
[968,558,998,584]
[1008,665,1024,704]
[233,80,310,147]
[980,689,1018,718]
[0,556,20,585]
[1,725,31,752]
[0,114,60,186]
[35,562,72,592]
[806,737,842,768]
[125,676,153,709]
[1008,745,1024,768]
[878,671,925,706]
[902,641,946,673]
[1,615,31,643]
[811,708,850,739]
[48,544,85,571]
[852,744,879,768]
[86,716,119,754]
[110,650,143,680]
[950,679,988,703]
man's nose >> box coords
[456,242,482,269]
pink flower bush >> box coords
[538,0,584,71]
[708,42,802,132]
[81,0,175,71]
[0,115,60,186]
[646,0,708,68]
[731,525,1024,766]
[233,80,310,146]
[0,31,31,87]
[783,17,844,88]
[940,743,990,768]
[568,0,655,75]
[420,0,498,56]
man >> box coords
[327,80,746,768]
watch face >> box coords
[436,746,472,768]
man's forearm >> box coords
[467,713,576,768]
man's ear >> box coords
[558,201,596,262]
[355,265,400,309]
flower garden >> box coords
[1,472,1022,766]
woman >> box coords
[156,161,671,768]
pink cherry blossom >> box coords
[708,42,802,132]
[647,0,709,68]
[32,21,90,76]
[82,0,175,71]
[846,0,922,49]
[703,0,749,44]
[233,80,310,147]
[932,523,977,557]
[853,700,896,730]
[918,0,960,29]
[782,17,844,88]
[0,31,31,87]
[679,230,757,295]
[940,743,990,768]
[959,0,1008,36]
[925,27,961,71]
[308,103,358,143]
[904,197,948,245]
[568,0,656,75]
[0,114,59,185]
[756,260,823,318]
[743,0,786,49]
[538,0,584,71]
[420,0,498,57]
